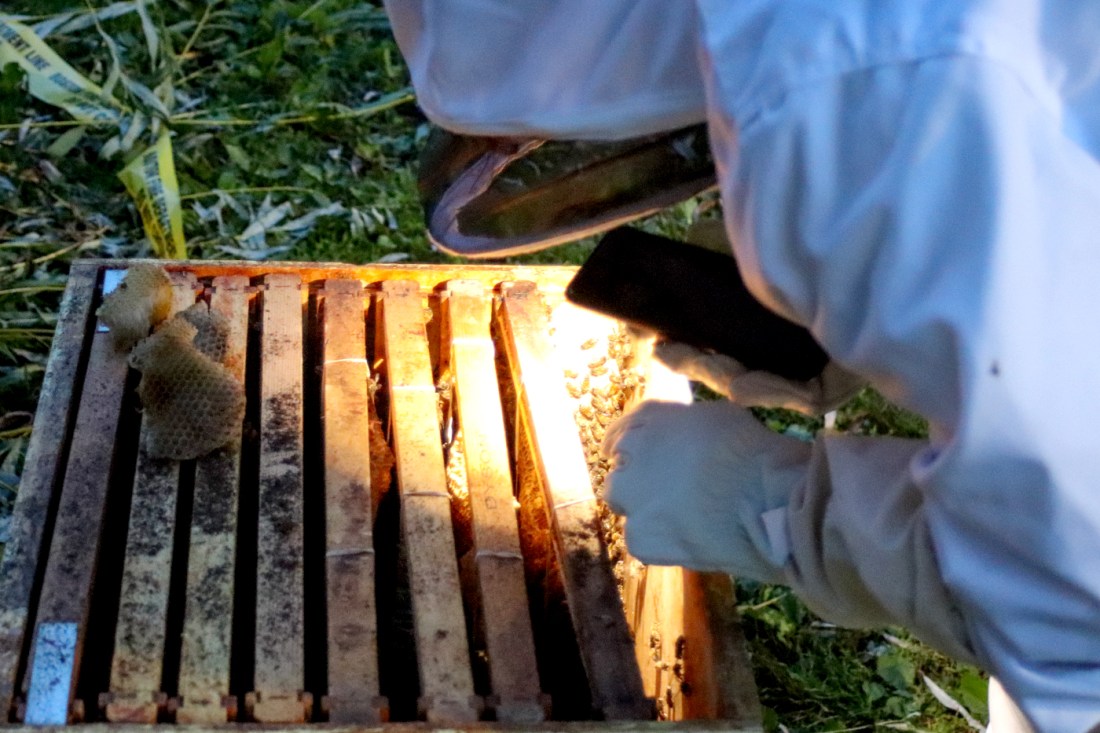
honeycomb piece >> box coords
[129,315,246,460]
[177,302,230,363]
[97,264,173,349]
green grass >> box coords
[738,581,989,732]
[0,2,988,730]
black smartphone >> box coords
[565,227,829,382]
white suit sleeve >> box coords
[696,4,1100,729]
[782,435,976,665]
[382,0,706,139]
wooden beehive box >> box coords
[0,260,761,732]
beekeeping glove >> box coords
[653,341,864,415]
[602,399,977,665]
[601,399,812,584]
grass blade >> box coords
[135,0,159,70]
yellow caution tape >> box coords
[0,16,187,259]
[118,130,186,259]
[0,16,125,125]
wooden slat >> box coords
[0,264,97,720]
[379,280,478,724]
[632,566,683,717]
[680,572,761,723]
[496,281,650,721]
[623,562,761,724]
[105,274,198,722]
[176,275,250,724]
[443,281,544,723]
[250,273,309,723]
[21,271,134,724]
[319,279,385,724]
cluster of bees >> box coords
[438,311,647,583]
[564,328,643,487]
[561,325,645,580]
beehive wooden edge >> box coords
[67,258,581,293]
[0,260,763,731]
[1,724,761,733]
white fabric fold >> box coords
[382,0,706,139]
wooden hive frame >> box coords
[0,259,761,733]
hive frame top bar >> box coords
[72,259,580,293]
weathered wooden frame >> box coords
[0,259,761,733]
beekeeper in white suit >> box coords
[382,2,1100,730]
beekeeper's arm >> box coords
[603,401,975,665]
[607,5,1100,731]
[384,2,1100,727]
[381,0,705,140]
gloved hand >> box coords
[653,341,865,415]
[601,399,811,583]
[603,400,979,666]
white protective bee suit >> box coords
[383,2,1100,730]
